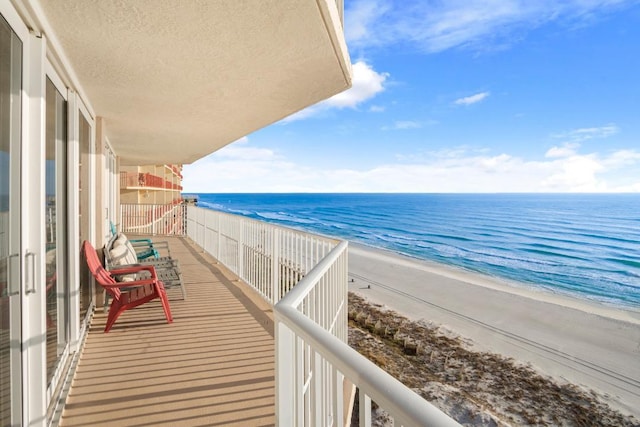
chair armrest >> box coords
[131,240,171,257]
[129,238,152,244]
[109,264,157,278]
[131,240,170,249]
[100,278,158,290]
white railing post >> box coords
[238,219,245,281]
[151,206,156,235]
[334,369,343,427]
[119,204,123,233]
[271,227,280,305]
[185,205,190,238]
[359,392,372,427]
[203,209,210,254]
[202,209,207,249]
[313,351,323,426]
[216,212,221,260]
[275,316,295,426]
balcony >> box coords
[61,206,458,426]
[166,164,184,180]
[60,236,276,426]
[120,204,186,236]
[120,172,182,192]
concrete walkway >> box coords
[60,237,276,426]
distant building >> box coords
[119,164,183,207]
[118,164,184,235]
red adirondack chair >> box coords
[82,240,173,332]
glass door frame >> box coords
[68,95,95,345]
[0,3,27,425]
[44,59,72,408]
[2,3,99,424]
[103,141,117,240]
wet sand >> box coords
[347,243,640,418]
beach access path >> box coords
[348,244,640,419]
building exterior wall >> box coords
[118,165,182,205]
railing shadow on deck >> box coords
[60,236,276,427]
[184,206,459,426]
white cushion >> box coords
[115,233,140,263]
[109,243,137,282]
[109,243,127,263]
[115,233,128,246]
[124,240,138,262]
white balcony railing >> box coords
[275,244,459,426]
[184,205,459,426]
[186,205,338,304]
[120,203,185,236]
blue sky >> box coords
[183,0,640,193]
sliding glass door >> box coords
[45,75,70,391]
[2,4,92,423]
[0,13,22,425]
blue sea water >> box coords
[193,193,640,309]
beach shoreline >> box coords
[350,242,640,324]
[347,242,640,418]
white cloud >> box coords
[369,105,385,112]
[545,142,580,158]
[541,154,606,191]
[454,92,490,106]
[211,137,279,161]
[345,1,391,44]
[184,140,640,193]
[603,149,640,167]
[345,0,635,53]
[552,124,619,143]
[546,125,620,160]
[382,120,422,130]
[326,62,389,108]
[395,121,422,129]
[282,61,388,122]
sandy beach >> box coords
[347,243,640,419]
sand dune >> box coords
[347,243,640,419]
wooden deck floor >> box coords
[60,236,276,427]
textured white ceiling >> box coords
[39,0,351,165]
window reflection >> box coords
[45,77,67,387]
[0,14,22,424]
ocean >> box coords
[193,193,640,309]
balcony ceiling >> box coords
[36,0,351,165]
